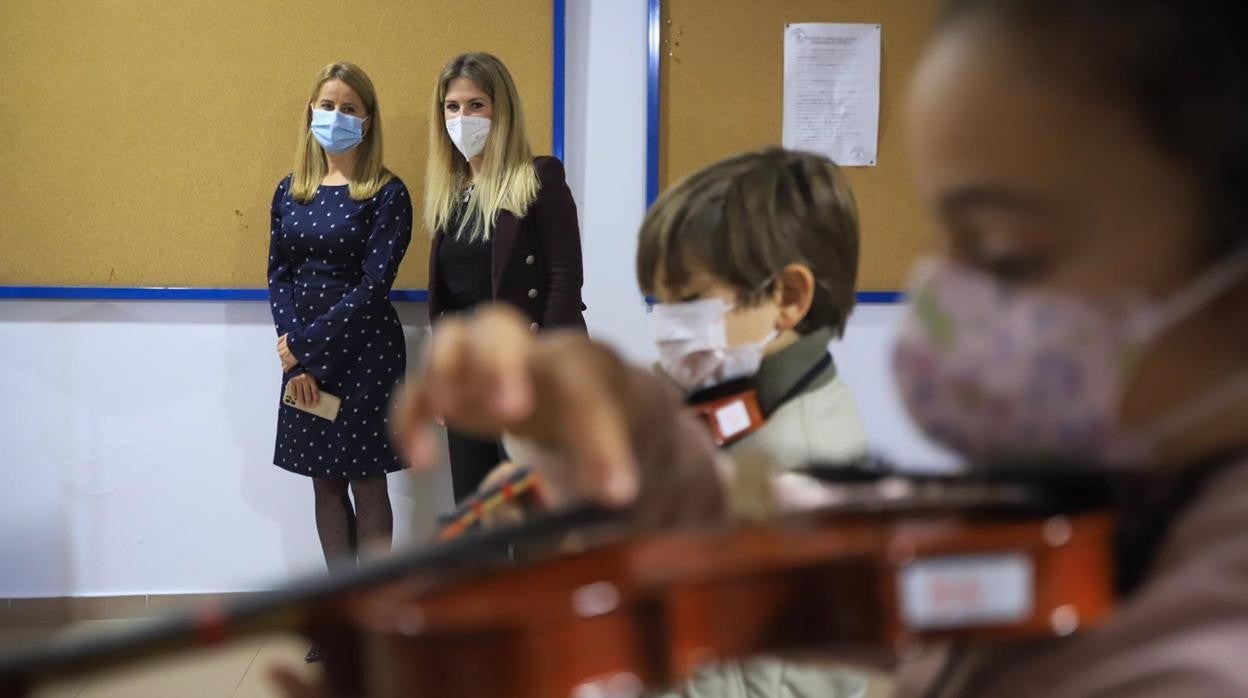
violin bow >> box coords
[437,466,544,542]
[0,502,616,693]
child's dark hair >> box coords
[941,0,1248,259]
[636,149,860,337]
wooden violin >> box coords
[0,466,1120,698]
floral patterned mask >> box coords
[892,249,1248,466]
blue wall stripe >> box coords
[1,287,898,304]
[645,0,662,208]
[390,289,431,303]
[552,0,567,162]
[0,287,429,302]
[0,287,894,305]
[640,292,902,306]
[856,291,904,304]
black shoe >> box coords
[305,645,321,663]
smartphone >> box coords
[282,381,342,422]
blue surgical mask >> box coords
[310,108,367,154]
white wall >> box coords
[566,0,656,362]
[0,300,448,597]
[0,0,951,598]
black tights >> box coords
[311,476,393,573]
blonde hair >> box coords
[291,62,393,203]
[423,53,540,241]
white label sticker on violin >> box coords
[715,401,751,439]
[899,553,1033,630]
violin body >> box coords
[0,469,1119,698]
[338,508,1115,697]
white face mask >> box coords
[445,115,491,161]
[653,298,778,393]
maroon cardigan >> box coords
[428,156,586,330]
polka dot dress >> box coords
[266,175,412,480]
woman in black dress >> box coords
[267,63,412,594]
[424,53,587,501]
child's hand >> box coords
[393,305,640,507]
[391,304,726,529]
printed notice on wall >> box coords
[783,23,881,167]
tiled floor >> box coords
[0,621,318,698]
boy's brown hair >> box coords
[636,148,860,336]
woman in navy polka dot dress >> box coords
[266,62,411,630]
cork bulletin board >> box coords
[659,0,943,290]
[0,0,553,291]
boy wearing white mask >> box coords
[639,149,869,507]
[473,149,869,531]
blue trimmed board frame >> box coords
[643,0,901,305]
[0,0,569,304]
[0,287,431,303]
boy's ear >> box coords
[773,263,816,332]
